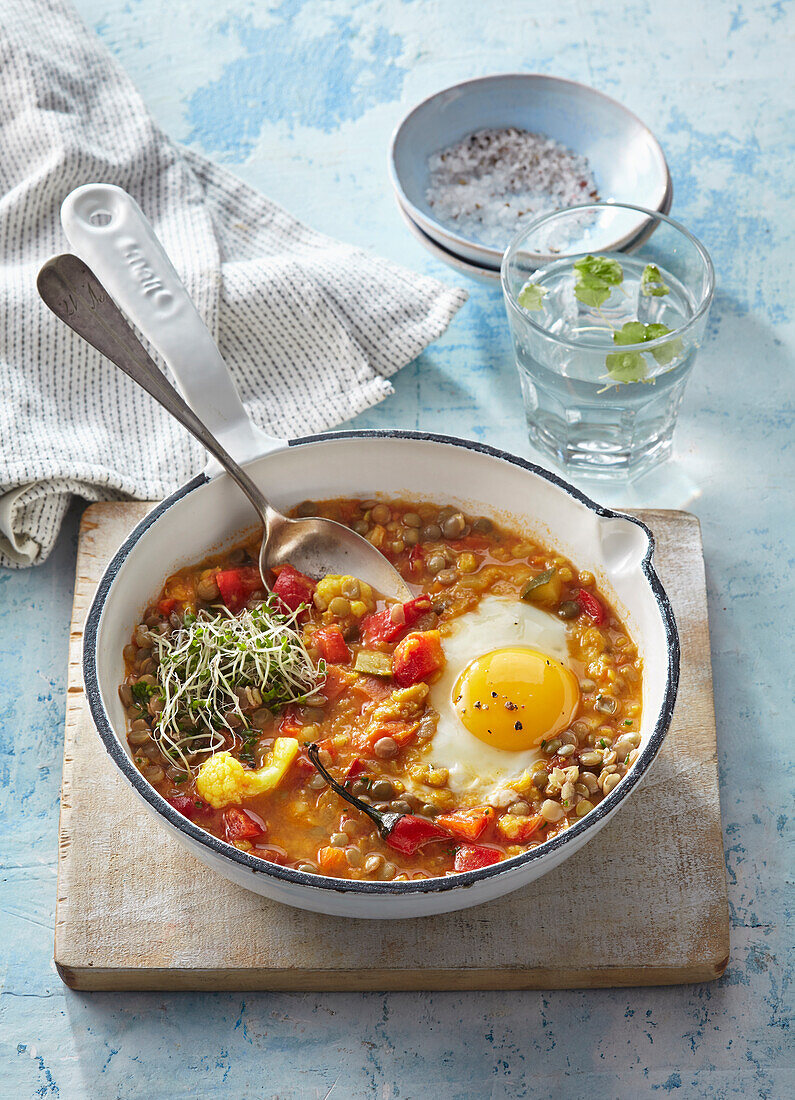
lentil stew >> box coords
[120,498,643,882]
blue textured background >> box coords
[2,1,793,1097]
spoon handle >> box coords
[37,253,276,529]
[59,184,282,467]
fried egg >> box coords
[423,596,579,800]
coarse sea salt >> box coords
[426,128,599,250]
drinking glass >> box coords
[501,204,714,478]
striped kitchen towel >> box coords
[0,0,467,567]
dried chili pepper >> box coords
[307,744,452,856]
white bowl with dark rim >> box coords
[389,73,671,270]
[67,184,679,920]
[84,431,679,918]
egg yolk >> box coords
[453,646,580,752]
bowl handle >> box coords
[597,514,653,575]
[60,184,284,469]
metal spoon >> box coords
[37,253,412,600]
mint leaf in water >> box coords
[517,283,546,311]
[574,255,624,287]
[612,321,649,346]
[605,321,683,381]
[573,255,623,310]
[605,350,647,383]
[574,281,611,308]
[641,264,670,297]
[646,324,683,365]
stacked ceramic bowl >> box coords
[389,74,672,283]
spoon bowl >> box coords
[37,253,412,601]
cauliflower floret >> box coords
[196,737,300,809]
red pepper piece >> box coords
[436,806,493,842]
[315,737,336,760]
[313,625,351,664]
[408,546,425,577]
[167,794,197,819]
[392,630,445,687]
[278,706,302,738]
[386,814,452,855]
[344,757,365,781]
[577,589,606,625]
[321,665,354,703]
[271,564,316,613]
[454,844,502,872]
[292,753,316,778]
[216,565,263,612]
[223,806,266,841]
[360,595,433,646]
[157,597,177,616]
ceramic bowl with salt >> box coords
[389,74,671,270]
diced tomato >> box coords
[292,752,316,778]
[157,597,177,616]
[224,806,266,841]
[278,706,302,737]
[392,630,445,687]
[436,807,494,842]
[167,794,197,820]
[313,625,351,664]
[361,718,418,748]
[453,844,502,872]
[271,564,316,613]
[216,565,263,612]
[386,815,451,855]
[577,589,606,625]
[344,757,366,780]
[408,546,425,577]
[254,847,286,865]
[360,596,433,647]
[322,665,355,703]
[317,845,348,875]
[350,674,393,703]
[448,534,491,552]
[315,737,336,761]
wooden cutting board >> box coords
[54,504,728,991]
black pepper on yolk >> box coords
[453,646,580,751]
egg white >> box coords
[420,596,572,801]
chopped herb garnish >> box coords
[130,681,157,704]
[623,719,633,727]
